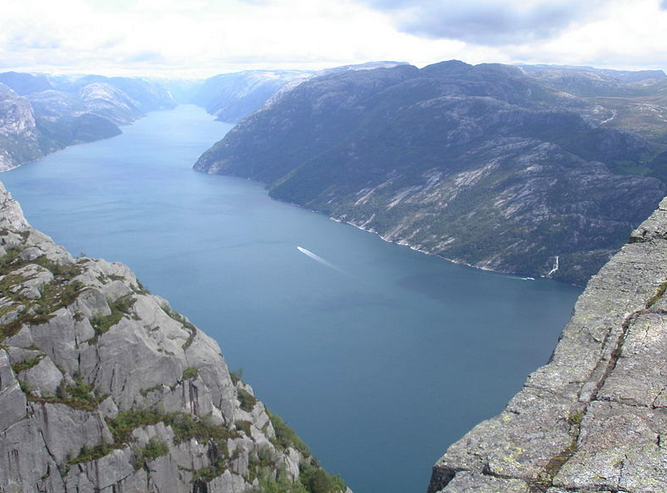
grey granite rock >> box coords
[0,350,27,431]
[429,196,667,492]
[0,179,346,492]
[19,355,63,395]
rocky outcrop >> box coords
[0,83,43,171]
[0,180,346,493]
[77,82,145,125]
[428,195,667,493]
[194,60,666,285]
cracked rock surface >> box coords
[0,179,347,493]
[429,196,667,492]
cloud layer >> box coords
[0,0,665,77]
[359,0,605,45]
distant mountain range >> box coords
[182,62,407,123]
[0,72,175,171]
[194,60,667,285]
[0,62,407,171]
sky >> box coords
[1,0,667,78]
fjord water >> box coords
[3,105,581,493]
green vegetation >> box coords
[182,367,199,380]
[192,459,228,483]
[255,476,308,493]
[106,409,165,443]
[267,409,309,456]
[236,419,252,437]
[0,133,43,167]
[68,443,117,465]
[23,376,106,411]
[33,256,83,279]
[91,295,136,334]
[0,248,84,341]
[134,437,169,469]
[237,388,258,412]
[646,279,667,308]
[10,355,44,374]
[261,410,346,493]
[165,412,237,447]
[139,384,164,397]
[567,410,584,426]
[298,462,346,493]
[230,367,244,384]
[247,459,345,493]
[160,303,197,349]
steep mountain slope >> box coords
[194,61,666,285]
[0,72,176,171]
[0,83,43,170]
[191,70,310,123]
[429,194,667,493]
[188,64,406,124]
[47,74,176,115]
[0,181,346,493]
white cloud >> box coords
[357,0,608,45]
[0,0,665,77]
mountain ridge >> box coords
[194,60,667,285]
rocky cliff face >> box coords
[0,181,346,493]
[0,72,176,171]
[428,195,667,492]
[0,83,43,171]
[194,61,666,285]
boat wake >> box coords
[297,246,347,275]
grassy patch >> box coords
[139,384,164,397]
[107,409,165,444]
[191,459,228,483]
[267,409,310,456]
[91,295,136,334]
[299,461,346,493]
[134,437,169,469]
[236,420,252,437]
[237,388,258,412]
[10,355,44,374]
[165,412,237,447]
[30,378,105,411]
[68,443,118,465]
[33,257,82,279]
[0,250,84,341]
[182,367,199,380]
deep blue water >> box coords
[2,105,581,493]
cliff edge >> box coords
[0,180,346,493]
[429,196,667,491]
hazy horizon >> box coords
[2,0,667,79]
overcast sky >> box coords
[2,0,666,78]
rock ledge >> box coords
[429,196,667,492]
